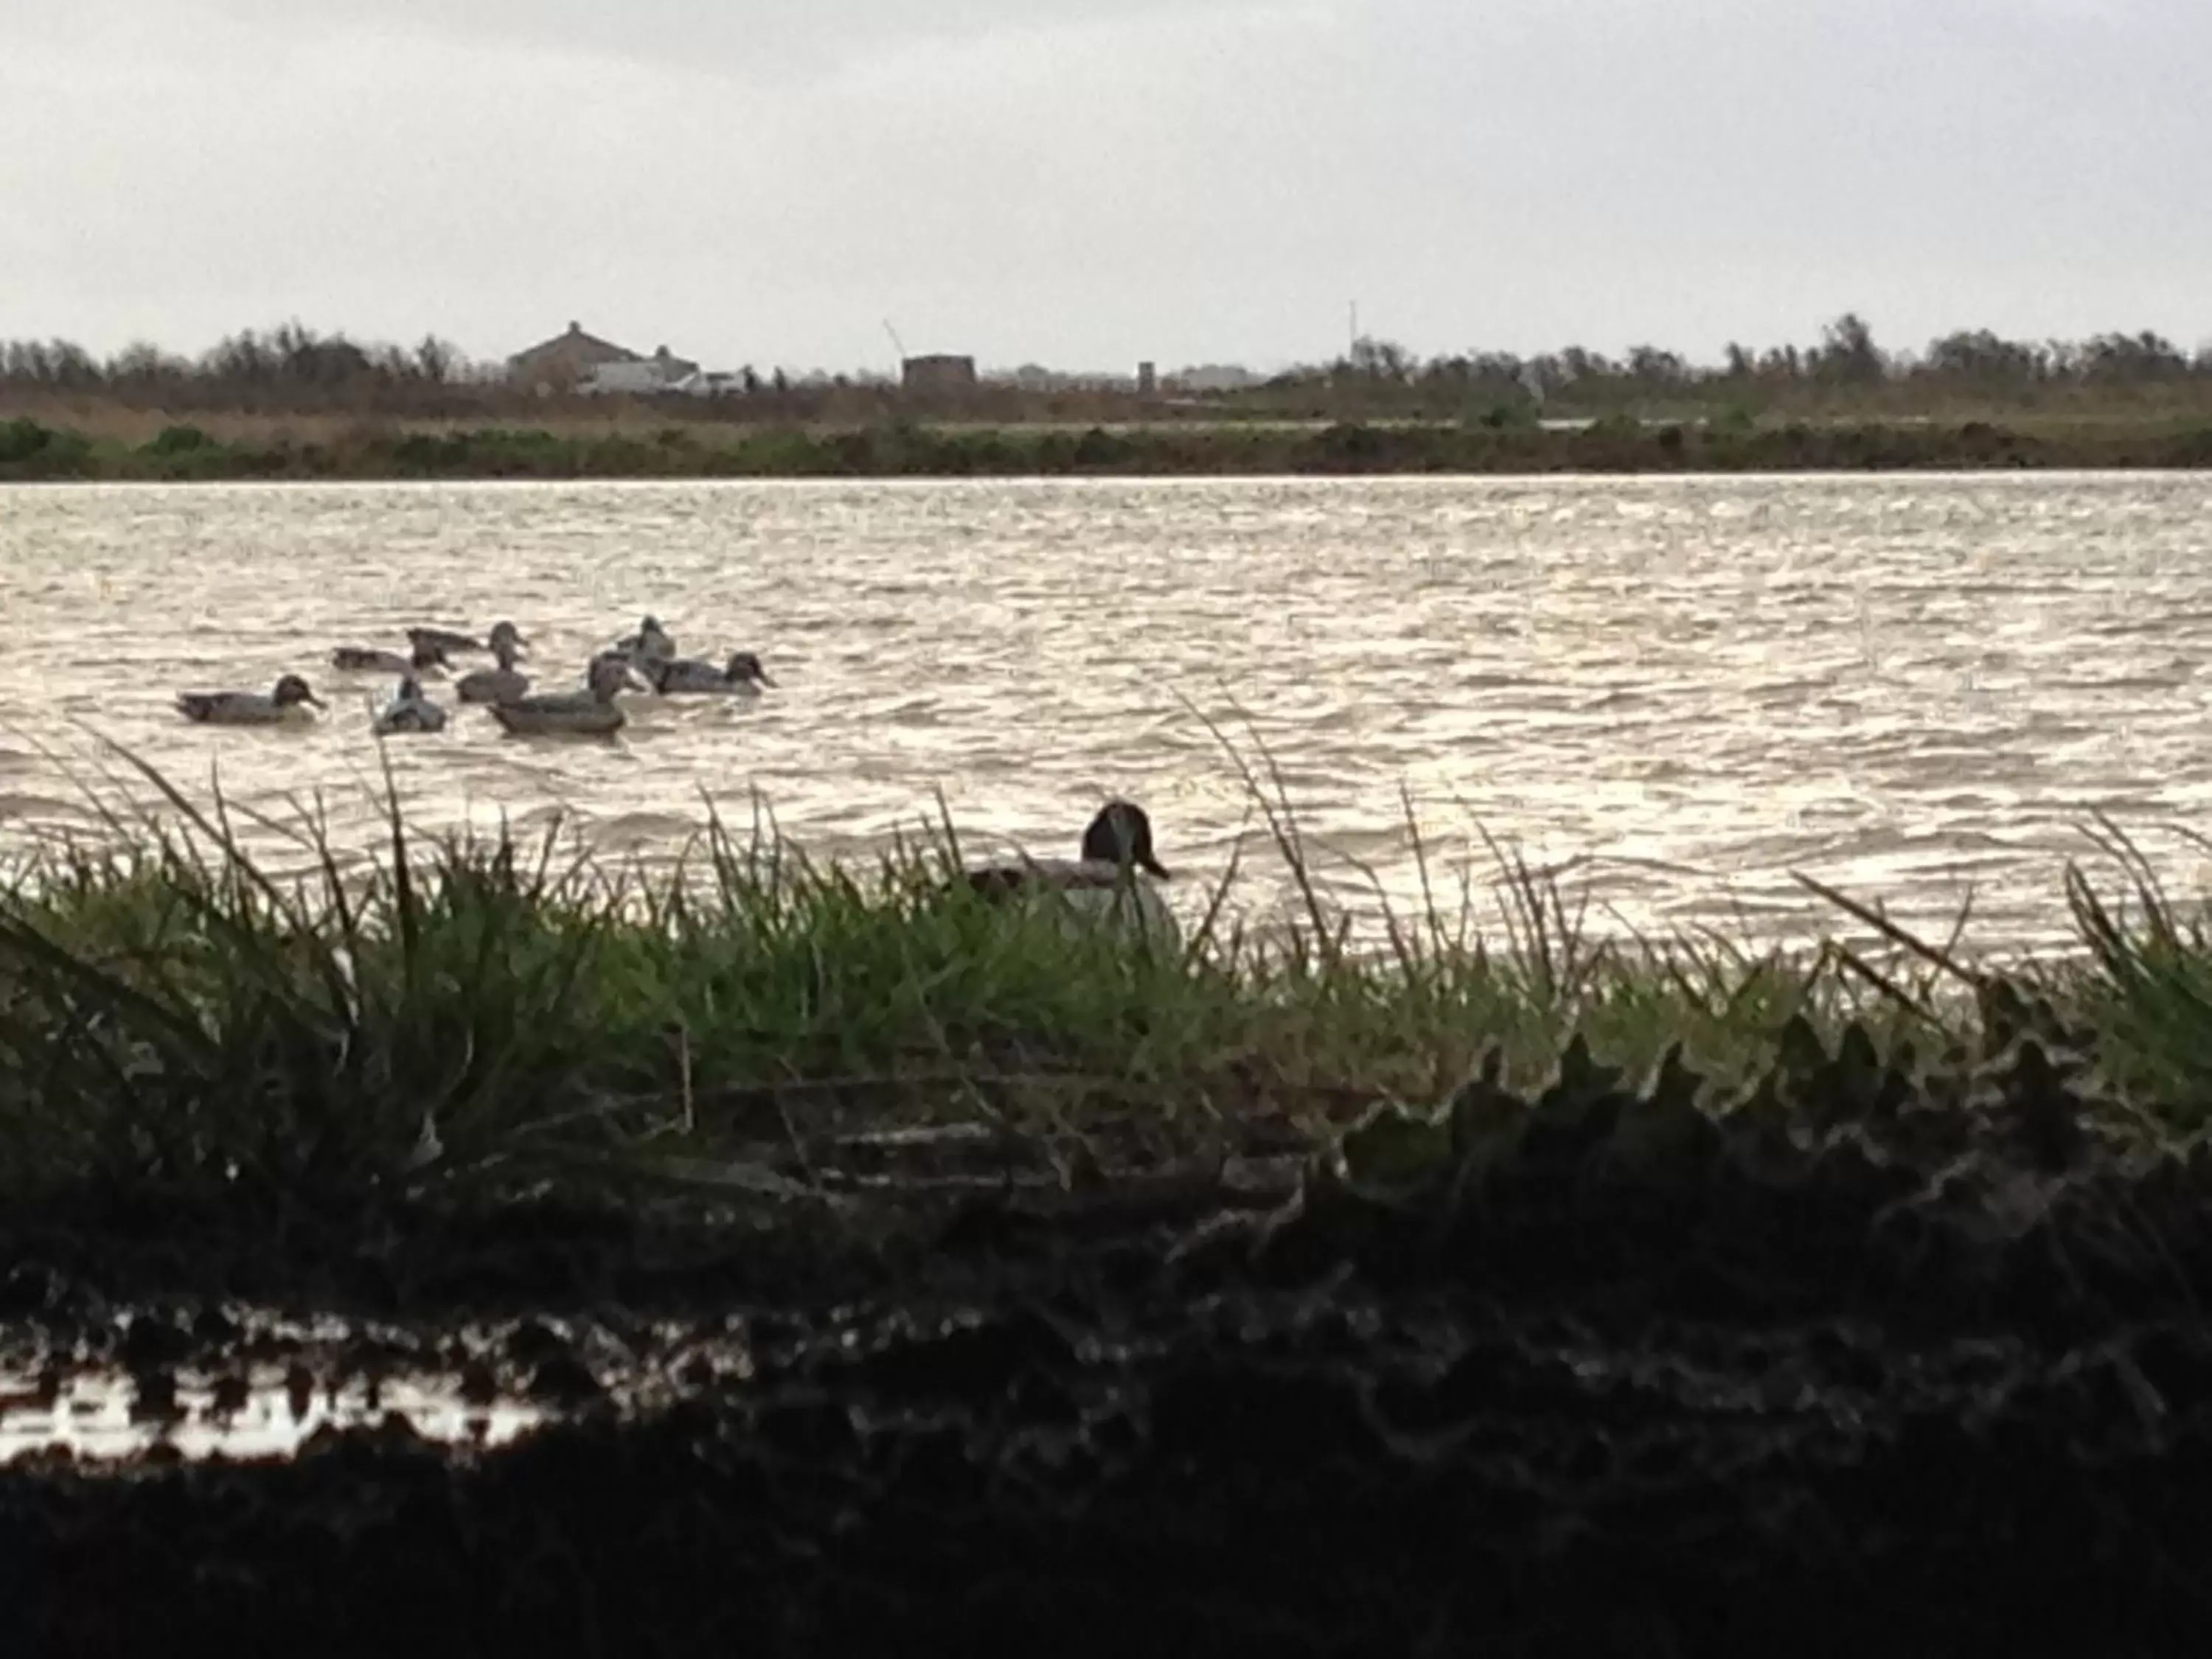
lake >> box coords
[4,473,2209,954]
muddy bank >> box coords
[2,1252,2207,1656]
[5,1032,2212,1653]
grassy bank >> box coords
[9,764,2211,1656]
[1,754,2206,1245]
[7,410,2212,482]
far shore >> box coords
[6,408,2212,483]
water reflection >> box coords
[4,473,2211,952]
[0,1365,542,1466]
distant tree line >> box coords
[0,323,493,417]
[2,313,2209,422]
[1245,313,2212,420]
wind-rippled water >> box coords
[4,473,2210,953]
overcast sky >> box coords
[3,0,2207,375]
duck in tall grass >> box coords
[645,650,775,697]
[488,653,644,737]
[372,673,448,735]
[333,637,450,677]
[455,627,531,706]
[610,615,676,664]
[959,800,1180,949]
[175,673,325,726]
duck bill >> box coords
[305,693,327,709]
[1140,853,1170,880]
[755,670,778,688]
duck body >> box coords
[966,860,1181,948]
[490,692,625,737]
[406,625,485,656]
[333,639,449,677]
[647,650,774,697]
[959,801,1180,951]
[176,674,324,726]
[455,663,531,705]
[489,655,640,737]
[372,674,448,735]
[455,631,531,704]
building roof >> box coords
[507,320,641,370]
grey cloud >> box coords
[194,0,1295,77]
[2,0,2208,372]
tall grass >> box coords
[0,748,2208,1222]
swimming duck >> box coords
[372,673,448,735]
[333,638,449,677]
[454,630,530,705]
[646,650,775,697]
[488,653,643,737]
[959,801,1180,950]
[175,673,325,726]
[406,625,486,656]
[610,615,676,664]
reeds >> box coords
[1,744,2207,1222]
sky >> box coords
[2,0,2208,376]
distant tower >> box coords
[1137,361,1158,396]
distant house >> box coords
[506,321,643,392]
[578,345,702,396]
[901,354,978,400]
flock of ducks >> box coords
[175,614,773,740]
[170,614,1178,942]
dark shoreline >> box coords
[4,1032,2210,1658]
[8,411,2212,482]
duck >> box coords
[488,653,644,737]
[372,673,448,735]
[406,624,486,657]
[645,650,775,697]
[959,800,1180,950]
[609,615,676,664]
[455,629,531,705]
[175,673,325,726]
[333,637,450,677]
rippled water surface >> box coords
[4,474,2211,950]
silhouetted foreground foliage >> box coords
[4,778,2211,1653]
[2,1017,2208,1656]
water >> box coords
[4,472,2211,953]
[0,1363,544,1466]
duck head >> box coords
[587,653,647,700]
[488,620,527,657]
[725,651,775,687]
[273,674,324,709]
[1082,800,1169,879]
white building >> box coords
[578,345,701,396]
